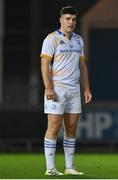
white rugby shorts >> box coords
[44,85,82,114]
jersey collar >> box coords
[56,29,73,39]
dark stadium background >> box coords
[0,0,118,152]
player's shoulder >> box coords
[45,31,57,40]
[73,32,83,41]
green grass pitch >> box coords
[0,153,118,179]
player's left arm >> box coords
[79,57,92,103]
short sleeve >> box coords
[40,35,55,60]
[80,37,84,57]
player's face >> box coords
[60,14,77,33]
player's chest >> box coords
[55,38,82,54]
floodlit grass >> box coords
[0,153,118,179]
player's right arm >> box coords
[41,57,56,100]
[40,34,57,100]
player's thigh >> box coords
[63,113,80,129]
[47,114,63,130]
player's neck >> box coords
[59,28,72,40]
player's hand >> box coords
[84,90,92,103]
[45,88,57,101]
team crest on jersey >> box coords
[69,45,73,48]
[76,39,81,46]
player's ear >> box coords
[60,17,62,24]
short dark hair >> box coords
[60,6,78,17]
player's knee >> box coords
[46,129,59,139]
[66,122,77,130]
[64,123,77,137]
[47,123,61,136]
